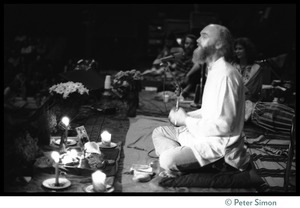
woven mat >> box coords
[137,90,197,117]
[244,123,296,192]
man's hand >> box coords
[168,107,188,126]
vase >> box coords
[51,94,87,122]
[126,90,139,117]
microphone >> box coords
[159,52,184,62]
[256,59,268,64]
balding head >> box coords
[200,24,234,62]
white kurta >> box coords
[178,57,250,170]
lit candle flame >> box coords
[51,151,60,163]
[61,116,70,126]
[92,170,106,184]
[101,130,111,143]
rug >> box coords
[244,123,296,192]
[137,90,196,117]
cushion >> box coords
[158,162,265,189]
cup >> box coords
[163,94,169,103]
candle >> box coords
[51,151,60,186]
[92,170,107,192]
[104,75,111,89]
[101,131,111,146]
[163,94,169,103]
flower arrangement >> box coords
[46,82,89,133]
[49,81,89,99]
[111,69,143,99]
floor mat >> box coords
[245,129,296,192]
[137,90,196,117]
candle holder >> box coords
[42,151,71,190]
[58,116,70,153]
[42,178,71,190]
[83,184,114,193]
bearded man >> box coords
[152,24,250,177]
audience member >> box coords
[152,32,183,67]
[233,39,296,136]
[233,37,263,102]
[143,33,183,75]
[164,34,198,96]
[172,34,197,86]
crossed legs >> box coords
[152,126,201,176]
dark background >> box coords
[4,4,296,71]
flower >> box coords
[111,69,143,99]
[49,81,89,99]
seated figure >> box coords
[233,37,263,102]
[162,34,198,96]
[143,32,183,75]
[152,24,250,178]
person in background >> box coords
[165,34,198,97]
[143,33,183,75]
[153,32,183,66]
[234,38,295,143]
[233,37,263,102]
[172,34,198,95]
[152,24,250,178]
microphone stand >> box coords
[160,61,182,110]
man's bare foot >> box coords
[158,170,179,178]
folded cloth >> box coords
[132,170,155,182]
[84,142,101,155]
[129,164,155,182]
